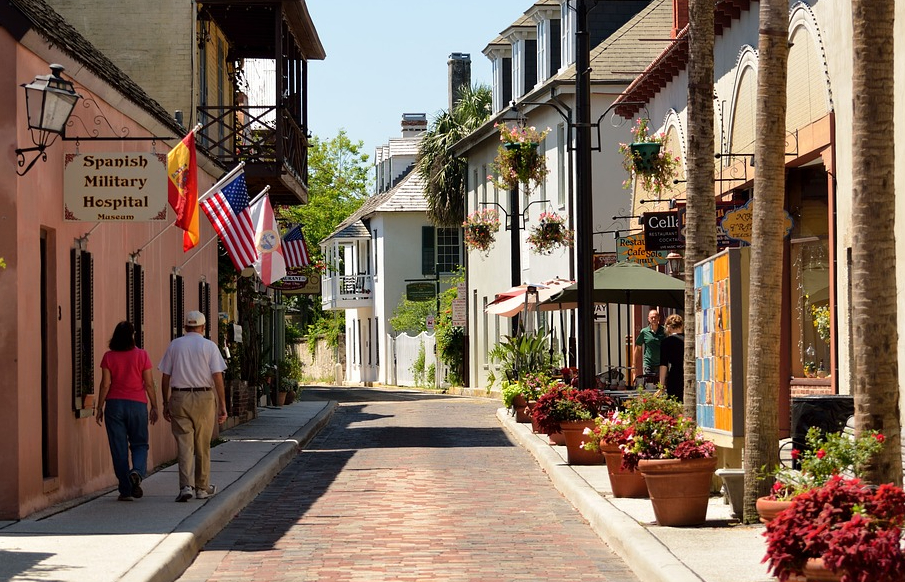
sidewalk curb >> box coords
[497,409,704,582]
[123,401,337,582]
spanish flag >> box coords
[167,129,199,251]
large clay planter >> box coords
[601,444,648,498]
[638,456,718,526]
[513,395,531,423]
[755,496,793,524]
[547,431,566,446]
[800,558,841,582]
[559,420,603,465]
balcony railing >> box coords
[322,274,374,309]
[197,105,308,202]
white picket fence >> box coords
[390,332,437,387]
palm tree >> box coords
[851,0,901,485]
[417,85,492,227]
[682,0,717,418]
[742,0,789,523]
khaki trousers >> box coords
[168,390,216,490]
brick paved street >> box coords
[177,387,640,582]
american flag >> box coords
[199,170,256,270]
[282,224,311,268]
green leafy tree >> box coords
[388,296,433,335]
[279,129,370,256]
[417,84,492,226]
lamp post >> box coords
[575,0,596,390]
[510,184,521,335]
[16,64,81,176]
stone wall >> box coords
[293,335,346,383]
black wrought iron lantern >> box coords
[16,64,81,175]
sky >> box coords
[305,0,532,162]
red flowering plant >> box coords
[530,382,614,435]
[619,409,715,472]
[581,388,683,457]
[763,475,905,582]
[769,427,885,501]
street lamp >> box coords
[666,252,684,278]
[16,64,82,176]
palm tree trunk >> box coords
[742,0,788,523]
[683,0,717,418]
[851,0,902,485]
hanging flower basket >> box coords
[490,122,550,191]
[629,142,662,173]
[618,117,680,197]
[527,212,574,255]
[463,208,501,254]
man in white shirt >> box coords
[159,311,227,502]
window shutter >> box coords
[199,281,212,339]
[169,274,178,339]
[170,274,185,339]
[71,248,94,417]
[422,226,436,275]
[126,263,145,348]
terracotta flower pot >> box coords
[755,496,793,524]
[601,444,648,498]
[800,558,841,582]
[638,456,717,526]
[547,431,565,446]
[559,420,603,465]
[512,395,531,422]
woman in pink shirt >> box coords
[96,321,159,501]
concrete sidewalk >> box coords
[1,393,774,582]
[496,408,774,582]
[0,401,335,582]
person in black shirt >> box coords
[658,314,685,402]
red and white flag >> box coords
[199,169,256,270]
[281,224,311,268]
[249,195,286,285]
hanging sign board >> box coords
[63,153,168,221]
[642,211,683,251]
[617,233,667,267]
[452,298,467,327]
[268,267,322,294]
[407,282,436,302]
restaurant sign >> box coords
[617,233,667,267]
[64,153,167,221]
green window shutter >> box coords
[422,226,436,275]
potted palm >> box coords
[530,382,613,464]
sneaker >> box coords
[117,494,134,501]
[175,486,194,502]
[129,472,143,499]
[195,484,217,499]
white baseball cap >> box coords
[185,311,206,327]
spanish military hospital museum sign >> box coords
[64,153,168,221]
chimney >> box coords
[448,52,471,111]
[401,113,427,138]
[672,0,689,38]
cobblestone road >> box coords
[178,387,639,582]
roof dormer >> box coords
[503,17,537,101]
[526,2,561,86]
[483,37,512,114]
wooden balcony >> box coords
[321,275,375,311]
[197,104,309,206]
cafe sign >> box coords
[617,233,667,267]
[64,153,167,221]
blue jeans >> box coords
[103,399,149,497]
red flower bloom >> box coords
[816,449,826,459]
[876,433,886,443]
[790,449,800,460]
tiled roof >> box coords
[7,0,184,136]
[614,0,753,117]
[387,138,421,157]
[321,169,427,243]
[557,0,675,84]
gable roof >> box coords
[6,0,184,136]
[614,0,753,117]
[321,169,428,243]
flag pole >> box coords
[130,223,175,259]
[198,161,246,205]
[177,232,221,269]
[248,185,271,207]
